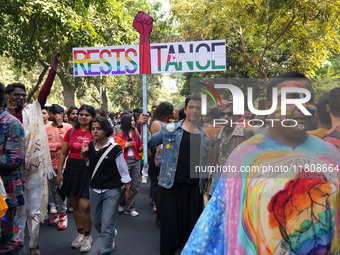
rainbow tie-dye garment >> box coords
[182,133,340,255]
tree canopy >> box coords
[170,0,340,79]
[1,0,339,109]
[0,0,175,110]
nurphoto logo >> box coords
[191,78,316,129]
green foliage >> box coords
[0,55,64,104]
[170,0,340,100]
[0,0,103,68]
[312,54,340,103]
[107,73,163,110]
[170,0,340,77]
[178,48,251,97]
[0,0,178,110]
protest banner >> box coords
[72,11,227,169]
[72,40,226,76]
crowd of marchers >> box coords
[0,51,340,255]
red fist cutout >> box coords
[133,11,153,74]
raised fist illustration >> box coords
[133,11,154,74]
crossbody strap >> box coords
[92,144,116,179]
[69,128,75,138]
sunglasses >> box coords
[219,111,233,117]
[10,92,27,98]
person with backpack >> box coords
[139,95,211,255]
[56,105,95,252]
[81,116,132,254]
[148,102,174,228]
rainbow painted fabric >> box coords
[182,133,340,255]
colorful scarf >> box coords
[23,100,54,222]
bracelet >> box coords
[125,186,132,190]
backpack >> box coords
[153,121,165,167]
[154,144,163,167]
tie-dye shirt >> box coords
[182,133,340,255]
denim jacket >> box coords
[148,119,211,192]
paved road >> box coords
[23,183,184,255]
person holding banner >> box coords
[139,95,211,255]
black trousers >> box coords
[160,182,203,255]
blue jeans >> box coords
[89,188,120,255]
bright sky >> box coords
[157,0,171,17]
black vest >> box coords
[88,141,124,189]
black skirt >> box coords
[160,182,203,255]
[59,157,90,198]
[148,148,160,176]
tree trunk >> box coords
[95,85,108,111]
[102,87,108,112]
[58,71,75,107]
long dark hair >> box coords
[74,105,96,129]
[89,116,113,137]
[121,114,137,141]
[95,108,106,117]
[0,83,5,107]
[149,102,173,128]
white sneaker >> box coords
[71,233,84,248]
[112,229,117,250]
[80,235,92,252]
[50,206,57,214]
[124,210,139,217]
[118,206,124,213]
